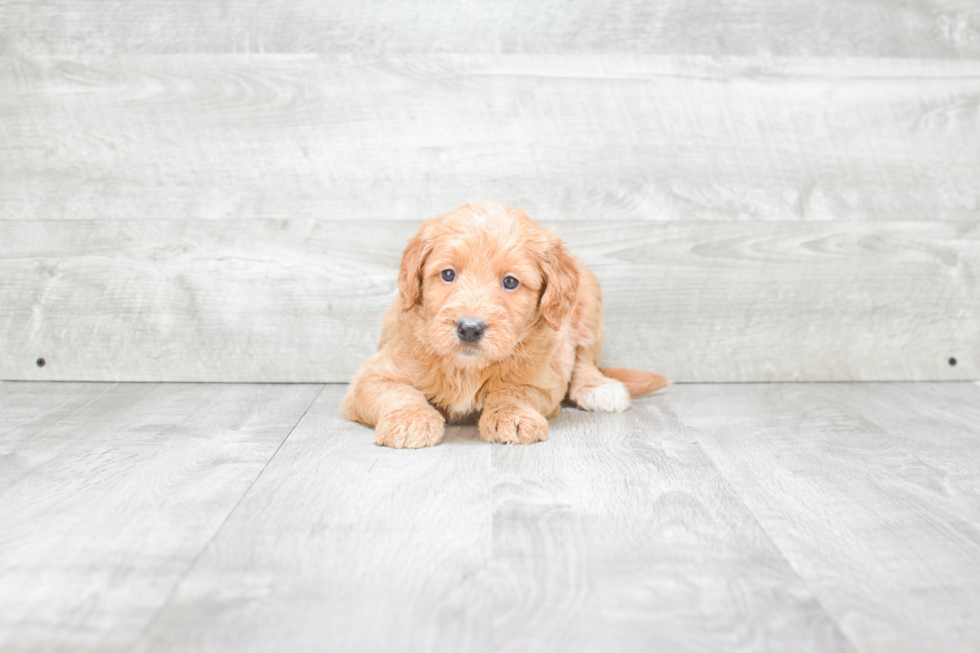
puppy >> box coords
[342,201,668,448]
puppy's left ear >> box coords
[540,234,579,330]
[397,229,429,312]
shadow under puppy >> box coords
[342,201,668,448]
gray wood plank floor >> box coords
[0,383,323,653]
[2,381,979,652]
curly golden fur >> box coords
[342,201,668,448]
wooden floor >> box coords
[1,382,978,652]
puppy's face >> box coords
[398,203,578,368]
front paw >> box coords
[375,404,445,449]
[479,405,548,445]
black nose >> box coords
[456,318,486,343]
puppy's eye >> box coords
[502,276,519,290]
[441,269,456,282]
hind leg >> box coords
[569,356,631,412]
[566,266,631,412]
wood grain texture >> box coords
[484,398,851,652]
[0,381,322,653]
[1,0,978,58]
[668,383,980,653]
[135,384,496,653]
[4,381,979,651]
[0,381,117,495]
[135,384,852,653]
[1,55,978,224]
[2,219,976,383]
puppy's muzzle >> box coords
[456,318,486,344]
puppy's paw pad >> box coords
[480,407,548,445]
[375,405,445,449]
[578,381,631,413]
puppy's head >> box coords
[398,201,579,367]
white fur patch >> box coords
[579,381,631,413]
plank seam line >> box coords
[130,383,326,647]
[691,439,859,651]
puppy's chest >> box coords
[424,373,486,420]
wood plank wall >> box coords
[1,1,978,382]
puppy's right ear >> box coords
[397,230,428,312]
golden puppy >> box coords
[342,201,668,448]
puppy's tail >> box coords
[600,367,670,398]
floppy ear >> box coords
[397,229,429,312]
[539,234,579,330]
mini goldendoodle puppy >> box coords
[342,201,668,448]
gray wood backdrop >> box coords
[1,1,978,382]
